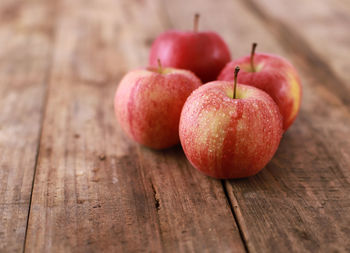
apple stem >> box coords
[250,42,258,72]
[157,58,162,73]
[194,13,200,32]
[233,66,240,99]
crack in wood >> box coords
[221,180,250,253]
[150,181,160,212]
[22,14,58,253]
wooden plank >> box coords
[164,0,350,252]
[24,0,246,252]
[0,1,55,252]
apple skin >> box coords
[149,30,231,83]
[218,53,302,131]
[114,67,201,149]
[179,81,283,179]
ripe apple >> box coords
[149,14,231,83]
[179,67,283,179]
[218,43,302,130]
[115,61,201,149]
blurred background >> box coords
[1,0,350,252]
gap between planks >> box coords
[221,181,250,253]
[22,36,57,253]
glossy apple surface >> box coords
[149,30,231,83]
[115,67,201,149]
[218,53,301,130]
[179,81,283,178]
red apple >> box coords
[179,67,283,178]
[115,62,201,149]
[218,43,302,130]
[149,14,231,83]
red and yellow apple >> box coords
[218,43,301,130]
[149,14,231,83]
[179,67,283,178]
[115,63,201,149]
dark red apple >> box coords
[149,14,231,83]
[218,43,302,130]
[179,67,283,178]
[115,61,201,149]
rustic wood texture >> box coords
[165,0,350,252]
[0,0,350,252]
[175,0,349,252]
[24,0,245,252]
[0,0,54,252]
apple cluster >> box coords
[114,14,302,179]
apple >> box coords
[149,14,231,83]
[218,43,302,130]
[179,67,283,178]
[114,60,201,149]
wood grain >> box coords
[234,2,350,252]
[0,0,55,252]
[1,0,349,252]
[165,0,350,252]
[24,0,245,252]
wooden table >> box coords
[1,0,350,252]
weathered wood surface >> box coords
[166,0,350,251]
[0,0,349,252]
[0,0,54,252]
[24,0,245,252]
[196,0,350,252]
